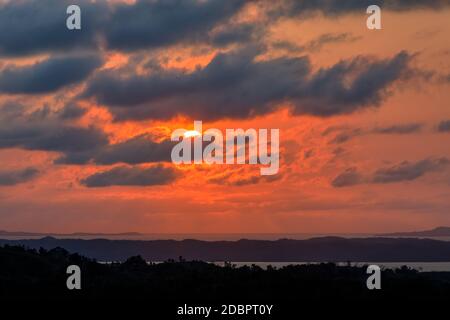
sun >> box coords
[184,130,201,138]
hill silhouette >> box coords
[1,236,450,262]
[380,226,450,237]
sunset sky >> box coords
[0,0,449,234]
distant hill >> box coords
[2,236,450,262]
[380,226,450,237]
[0,230,142,237]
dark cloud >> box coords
[84,47,412,121]
[57,103,87,120]
[0,102,108,153]
[104,0,248,51]
[0,0,250,55]
[81,165,180,187]
[92,134,173,165]
[272,33,360,53]
[305,33,360,51]
[0,0,107,56]
[329,128,363,144]
[373,123,423,134]
[295,51,412,117]
[207,169,282,186]
[0,102,173,166]
[1,0,448,57]
[331,168,363,187]
[327,122,423,145]
[0,167,39,186]
[0,124,108,153]
[55,134,174,165]
[372,158,450,183]
[438,120,450,132]
[332,158,450,187]
[270,0,450,19]
[0,55,102,94]
[210,23,260,48]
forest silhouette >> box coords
[1,244,450,302]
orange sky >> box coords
[0,1,449,234]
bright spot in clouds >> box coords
[184,130,201,138]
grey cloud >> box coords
[329,128,363,144]
[1,0,448,57]
[327,122,423,145]
[372,158,450,183]
[0,0,251,56]
[104,0,248,51]
[0,124,108,153]
[272,33,360,53]
[93,134,174,165]
[305,33,360,52]
[0,102,108,153]
[0,0,107,56]
[207,170,282,186]
[332,158,450,187]
[0,55,102,94]
[438,120,450,132]
[55,134,174,165]
[84,47,412,121]
[270,0,450,19]
[331,168,363,187]
[57,103,87,120]
[81,165,180,187]
[0,167,39,186]
[373,123,423,134]
[211,23,260,48]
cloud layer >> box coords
[81,165,180,187]
[84,48,412,121]
[0,167,39,186]
[332,158,450,187]
[0,55,102,94]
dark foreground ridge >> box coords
[380,226,450,237]
[1,244,450,302]
[2,236,450,261]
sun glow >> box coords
[184,130,201,138]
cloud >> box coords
[273,33,360,53]
[57,134,174,165]
[0,55,102,94]
[332,158,450,187]
[1,0,448,57]
[57,103,87,120]
[0,124,108,153]
[104,0,248,51]
[372,158,450,183]
[331,167,363,187]
[81,164,180,187]
[0,103,173,166]
[438,120,450,132]
[0,0,107,56]
[326,122,423,144]
[373,123,423,134]
[207,168,282,186]
[0,102,108,153]
[0,167,39,186]
[84,47,412,121]
[92,134,173,165]
[270,0,450,19]
[210,23,260,48]
[328,128,363,144]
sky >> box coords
[0,0,449,234]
